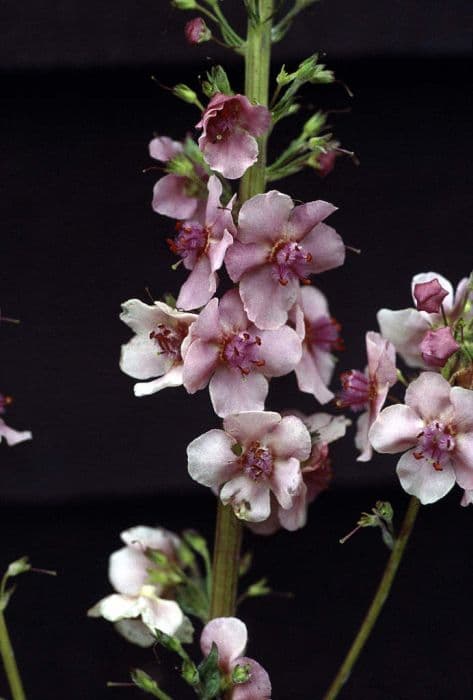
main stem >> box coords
[323,496,421,700]
[0,611,27,700]
[209,0,274,620]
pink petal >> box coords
[149,136,183,162]
[120,526,179,556]
[209,367,268,418]
[205,174,223,221]
[88,593,142,622]
[231,657,272,700]
[396,449,456,504]
[453,433,473,490]
[225,241,269,282]
[134,364,184,397]
[187,428,239,489]
[377,308,431,368]
[223,411,281,445]
[189,297,221,341]
[355,411,372,462]
[258,325,302,376]
[218,288,248,331]
[271,457,303,510]
[208,229,234,273]
[176,256,217,311]
[139,597,184,637]
[366,331,397,386]
[152,174,198,220]
[411,272,453,312]
[240,266,298,330]
[369,404,424,454]
[287,200,337,241]
[182,339,219,393]
[200,617,247,672]
[238,191,293,245]
[303,413,351,444]
[303,222,345,274]
[299,285,329,322]
[238,95,272,135]
[404,372,453,423]
[460,490,473,507]
[265,415,312,461]
[220,475,271,522]
[202,130,258,180]
[0,420,32,446]
[278,484,308,531]
[120,299,167,334]
[109,547,149,596]
[120,335,169,380]
[294,346,335,404]
[450,386,473,433]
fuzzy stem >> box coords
[323,496,421,700]
[209,0,274,620]
[0,611,27,700]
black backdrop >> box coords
[1,1,472,698]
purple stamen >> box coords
[336,370,372,411]
[241,442,273,481]
[150,323,186,360]
[270,241,312,286]
[414,421,455,470]
[222,332,265,376]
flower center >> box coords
[150,323,187,361]
[305,315,344,352]
[241,442,273,481]
[270,240,312,286]
[0,394,12,414]
[336,370,376,411]
[221,332,265,376]
[167,221,208,260]
[207,100,241,143]
[413,421,456,471]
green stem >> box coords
[323,496,421,700]
[209,2,274,620]
[0,611,27,700]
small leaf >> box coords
[176,581,209,622]
[198,643,222,700]
[239,551,253,577]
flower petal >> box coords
[450,386,473,433]
[271,457,303,510]
[223,411,281,445]
[287,200,337,240]
[302,412,351,444]
[369,404,424,454]
[355,410,372,463]
[377,308,430,368]
[396,449,455,504]
[294,346,335,404]
[149,136,182,162]
[404,372,453,422]
[303,222,345,274]
[240,266,298,330]
[218,288,248,331]
[202,130,258,180]
[108,547,149,596]
[134,364,184,397]
[152,174,198,220]
[264,415,311,461]
[187,428,239,489]
[120,526,179,555]
[220,475,271,522]
[200,617,247,672]
[182,339,219,393]
[87,593,142,622]
[231,657,272,700]
[209,367,268,418]
[0,420,32,446]
[238,191,293,245]
[258,325,302,377]
[225,241,269,282]
[120,335,169,380]
[140,597,184,636]
[176,256,217,311]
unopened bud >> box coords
[185,17,211,45]
[173,83,200,106]
[420,326,460,368]
[413,278,449,313]
[232,663,251,685]
[172,0,198,9]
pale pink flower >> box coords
[420,326,460,368]
[182,289,302,417]
[250,412,350,535]
[150,136,206,220]
[336,331,397,462]
[460,490,473,507]
[290,286,343,404]
[196,94,271,179]
[88,526,187,646]
[200,617,271,699]
[369,372,473,504]
[377,272,470,368]
[225,192,345,330]
[0,393,31,446]
[187,411,311,522]
[185,17,211,44]
[120,299,197,397]
[169,175,236,310]
[413,277,449,313]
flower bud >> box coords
[185,17,211,45]
[420,326,460,367]
[232,663,251,685]
[413,277,449,313]
[172,0,198,9]
[172,83,200,106]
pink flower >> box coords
[225,192,345,330]
[88,526,188,646]
[182,289,301,417]
[369,372,473,504]
[196,94,271,179]
[120,299,197,397]
[185,17,211,44]
[413,277,449,313]
[0,393,32,446]
[460,490,473,507]
[290,286,343,404]
[150,136,207,220]
[336,331,397,462]
[420,326,460,368]
[250,412,350,535]
[169,175,236,310]
[200,617,271,699]
[187,411,311,522]
[377,272,470,368]
[314,148,338,177]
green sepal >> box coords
[175,581,209,622]
[231,442,243,457]
[163,293,177,309]
[238,550,253,577]
[6,556,31,578]
[171,0,198,10]
[172,84,203,110]
[131,668,173,700]
[198,643,222,700]
[232,663,251,685]
[244,577,271,599]
[201,66,233,98]
[181,658,200,688]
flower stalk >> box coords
[0,611,27,700]
[323,495,421,700]
[209,0,274,619]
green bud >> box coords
[183,530,210,560]
[202,65,233,98]
[182,659,200,687]
[302,111,327,138]
[238,551,253,577]
[172,0,198,9]
[163,293,177,308]
[6,556,31,578]
[375,501,394,523]
[131,669,172,700]
[154,629,187,656]
[147,549,169,567]
[177,541,196,568]
[173,83,200,106]
[166,153,194,178]
[276,65,291,86]
[232,663,251,685]
[245,577,271,598]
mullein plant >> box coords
[85,2,469,700]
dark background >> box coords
[1,1,472,698]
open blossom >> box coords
[196,93,271,179]
[187,411,311,522]
[225,192,345,330]
[88,526,188,646]
[336,331,397,462]
[200,617,271,699]
[377,272,470,368]
[120,299,197,397]
[369,372,473,504]
[0,393,32,446]
[170,175,236,310]
[250,412,350,535]
[290,286,343,404]
[150,136,206,219]
[182,289,301,417]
